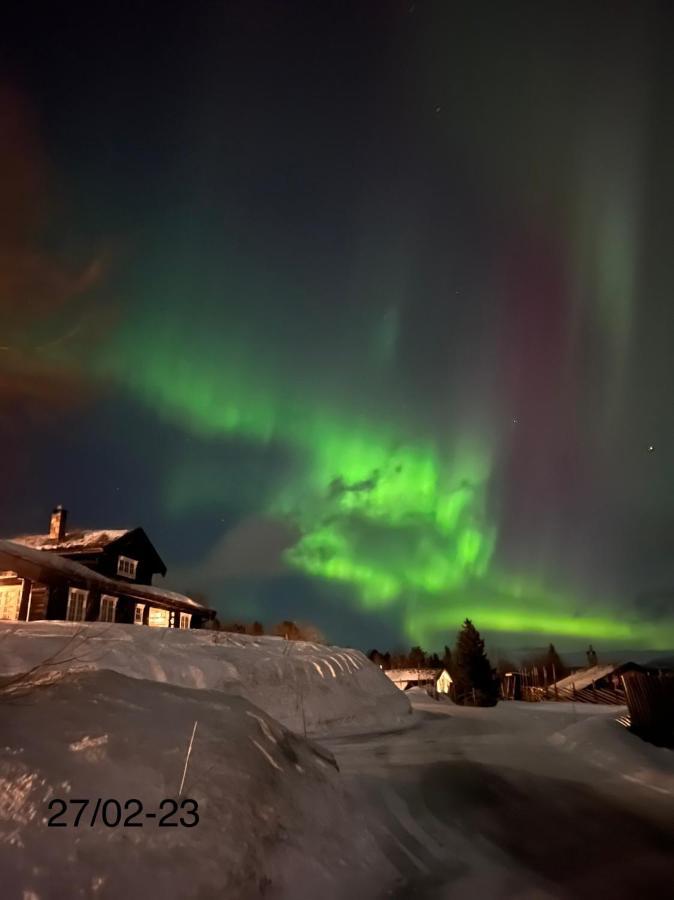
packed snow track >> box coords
[321,690,674,899]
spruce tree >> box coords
[408,645,426,668]
[453,619,498,706]
[441,644,453,671]
[543,643,567,682]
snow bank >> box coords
[0,669,396,899]
[0,622,411,737]
[548,714,674,797]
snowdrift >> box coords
[0,622,411,737]
[0,669,395,899]
[548,713,674,797]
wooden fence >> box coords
[502,674,627,704]
[621,670,674,746]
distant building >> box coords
[0,506,215,629]
[384,667,439,691]
[547,662,643,703]
[436,668,453,694]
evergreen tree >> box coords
[526,644,568,683]
[452,619,498,706]
[542,643,567,682]
[441,644,453,672]
[368,649,387,667]
[408,645,426,668]
[272,620,302,640]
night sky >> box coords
[2,1,673,655]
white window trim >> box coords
[99,594,118,623]
[134,603,145,625]
[179,612,192,630]
[117,555,138,579]
[66,587,88,622]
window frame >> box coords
[99,594,118,623]
[179,612,192,630]
[66,587,88,622]
[134,603,145,625]
[117,555,138,580]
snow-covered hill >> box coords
[0,622,411,736]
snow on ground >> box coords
[0,669,398,899]
[547,712,674,796]
[3,626,672,898]
[324,694,674,899]
[0,622,411,737]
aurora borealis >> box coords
[1,1,673,654]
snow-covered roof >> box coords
[550,663,632,693]
[11,529,130,552]
[0,539,100,580]
[124,581,206,609]
[385,668,438,682]
[0,540,208,613]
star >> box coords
[648,444,655,452]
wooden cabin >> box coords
[0,506,216,629]
[11,506,167,584]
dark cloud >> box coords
[181,516,300,584]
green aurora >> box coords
[90,309,674,652]
[3,1,673,657]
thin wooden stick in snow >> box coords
[178,720,198,797]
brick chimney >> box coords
[49,505,67,542]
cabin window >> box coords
[148,607,170,628]
[0,583,23,621]
[99,594,118,623]
[66,588,88,622]
[179,612,192,630]
[117,556,138,579]
[134,603,145,624]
